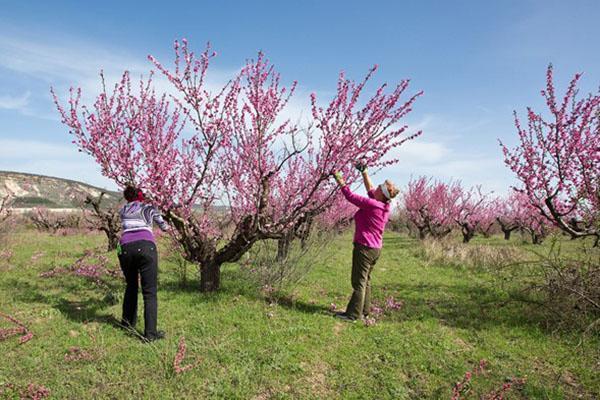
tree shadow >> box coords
[267,293,333,315]
[3,277,142,336]
[378,281,554,332]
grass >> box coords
[0,230,599,399]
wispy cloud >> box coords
[0,32,239,109]
[0,138,116,189]
[0,91,30,110]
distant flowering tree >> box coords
[477,197,501,238]
[454,186,490,243]
[500,65,600,246]
[512,190,552,245]
[403,177,461,239]
[53,39,423,291]
[0,195,12,225]
[28,207,80,234]
[83,192,121,251]
[0,195,13,244]
[496,192,522,240]
[315,191,357,232]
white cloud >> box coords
[0,32,240,116]
[0,138,117,190]
[0,91,30,110]
[395,140,450,164]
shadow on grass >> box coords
[2,277,145,337]
[380,280,552,332]
[267,294,333,315]
[1,257,557,335]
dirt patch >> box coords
[333,322,346,336]
[300,361,334,399]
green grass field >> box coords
[1,230,598,399]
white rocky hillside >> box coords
[0,171,120,210]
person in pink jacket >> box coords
[333,164,399,321]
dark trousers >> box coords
[345,242,381,319]
[118,240,159,337]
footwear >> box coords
[334,312,357,322]
[143,330,166,342]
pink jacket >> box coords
[341,185,391,249]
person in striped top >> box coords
[117,186,169,342]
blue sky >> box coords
[0,0,598,195]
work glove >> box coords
[355,162,368,173]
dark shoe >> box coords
[143,330,166,343]
[334,312,357,322]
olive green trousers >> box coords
[345,242,381,319]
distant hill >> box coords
[0,171,120,209]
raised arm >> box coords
[354,162,374,193]
[333,171,383,210]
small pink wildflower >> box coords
[19,331,34,344]
[64,346,95,362]
[0,312,33,345]
[173,336,201,375]
[30,251,45,262]
[385,296,404,311]
[451,360,487,400]
[24,383,51,400]
[482,377,526,400]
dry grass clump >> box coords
[415,238,524,270]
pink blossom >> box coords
[53,39,424,291]
[500,65,600,245]
[173,336,201,374]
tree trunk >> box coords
[461,224,475,243]
[277,236,291,262]
[462,230,475,243]
[200,262,221,292]
[106,232,119,252]
[531,232,544,245]
[502,228,512,241]
[418,226,427,240]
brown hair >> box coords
[123,186,139,202]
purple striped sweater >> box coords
[119,201,168,245]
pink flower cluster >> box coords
[384,296,404,310]
[0,311,33,345]
[451,359,487,400]
[40,251,120,285]
[482,378,526,400]
[500,64,600,243]
[451,360,525,400]
[173,336,201,374]
[0,383,50,400]
[363,295,404,326]
[64,346,95,362]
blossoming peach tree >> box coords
[403,177,462,239]
[53,40,423,291]
[500,65,600,246]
